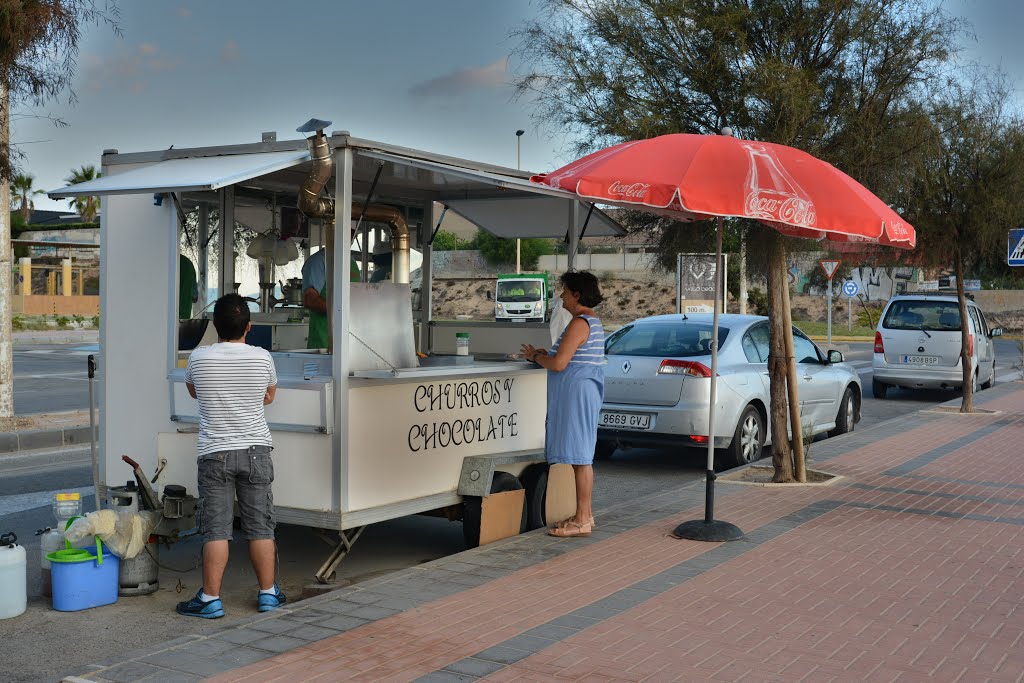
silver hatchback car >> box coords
[871,293,1002,397]
[597,314,862,469]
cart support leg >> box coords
[314,526,366,584]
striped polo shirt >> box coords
[184,342,277,457]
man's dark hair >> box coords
[213,294,250,340]
[560,271,604,307]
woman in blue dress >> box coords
[521,271,605,538]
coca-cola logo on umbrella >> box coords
[608,180,651,200]
[742,143,816,228]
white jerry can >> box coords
[0,532,27,619]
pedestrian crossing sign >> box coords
[1009,229,1024,266]
[819,259,841,280]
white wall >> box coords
[100,172,176,488]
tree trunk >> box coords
[955,247,973,413]
[766,235,794,482]
[780,266,806,483]
[0,83,12,417]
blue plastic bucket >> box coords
[48,536,119,612]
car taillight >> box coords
[874,332,884,354]
[969,334,974,357]
[689,435,708,444]
[658,359,712,377]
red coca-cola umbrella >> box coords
[532,132,915,249]
[532,131,915,541]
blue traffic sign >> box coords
[1009,228,1024,266]
[842,280,859,297]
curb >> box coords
[0,425,95,454]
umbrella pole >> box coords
[673,217,743,542]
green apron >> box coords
[307,259,361,349]
[307,284,329,349]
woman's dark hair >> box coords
[560,271,603,308]
[213,294,250,340]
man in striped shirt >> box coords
[176,294,283,618]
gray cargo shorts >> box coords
[197,445,275,542]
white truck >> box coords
[494,272,555,323]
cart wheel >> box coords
[462,471,526,549]
[518,463,549,531]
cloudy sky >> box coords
[14,0,1024,212]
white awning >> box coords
[48,150,310,198]
[357,150,626,239]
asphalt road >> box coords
[13,343,96,414]
[2,339,1021,681]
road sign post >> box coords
[820,260,841,345]
[842,279,860,331]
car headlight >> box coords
[497,303,504,312]
[534,301,543,311]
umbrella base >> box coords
[672,519,744,542]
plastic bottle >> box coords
[0,532,27,619]
[37,493,83,597]
[455,332,470,356]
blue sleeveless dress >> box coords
[545,314,606,465]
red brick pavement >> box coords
[211,390,1024,683]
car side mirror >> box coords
[990,327,1003,337]
[827,350,844,364]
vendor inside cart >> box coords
[301,247,362,349]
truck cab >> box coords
[495,273,553,322]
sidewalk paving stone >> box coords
[63,382,1024,682]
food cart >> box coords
[49,122,624,581]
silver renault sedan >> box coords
[596,314,862,469]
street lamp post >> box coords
[516,130,524,273]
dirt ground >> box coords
[431,277,678,328]
[432,277,1024,332]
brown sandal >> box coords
[548,519,593,537]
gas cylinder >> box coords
[0,532,27,619]
[108,482,159,596]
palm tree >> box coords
[64,165,101,222]
[11,174,45,222]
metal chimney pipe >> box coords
[298,130,411,284]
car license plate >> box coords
[600,411,652,430]
[902,355,938,365]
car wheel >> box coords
[972,371,979,394]
[829,387,856,437]
[594,439,616,461]
[872,379,888,399]
[727,405,764,469]
[517,463,548,531]
[981,362,995,390]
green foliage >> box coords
[0,1,121,181]
[64,165,101,221]
[900,71,1024,277]
[470,230,552,270]
[72,314,85,326]
[855,301,885,328]
[90,314,100,328]
[11,315,25,330]
[431,230,471,251]
[747,287,769,316]
[55,315,71,329]
[791,320,876,339]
